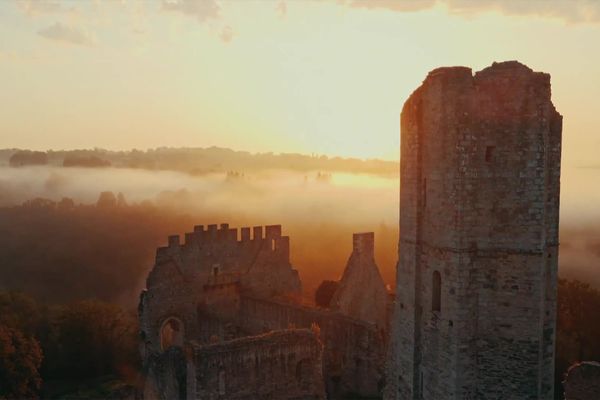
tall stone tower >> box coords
[386,61,562,399]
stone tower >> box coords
[386,61,562,399]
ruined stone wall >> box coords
[239,295,385,398]
[388,61,562,400]
[139,223,301,355]
[143,347,187,400]
[187,329,325,400]
[564,362,600,400]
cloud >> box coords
[16,0,63,16]
[38,22,94,46]
[220,25,233,43]
[276,1,287,18]
[162,0,220,22]
[343,0,600,24]
[346,0,435,13]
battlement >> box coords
[352,232,374,255]
[168,235,180,247]
[164,223,288,248]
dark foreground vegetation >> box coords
[0,293,138,399]
[1,280,597,398]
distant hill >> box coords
[0,147,399,176]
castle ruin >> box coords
[386,61,562,399]
[139,61,565,399]
[139,225,389,399]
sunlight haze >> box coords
[1,0,599,164]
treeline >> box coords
[0,147,398,176]
[0,292,138,399]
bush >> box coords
[0,324,43,399]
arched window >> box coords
[432,271,441,312]
[160,317,184,351]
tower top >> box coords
[352,232,374,256]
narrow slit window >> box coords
[422,178,427,208]
[432,271,441,312]
[485,146,495,162]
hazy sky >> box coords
[1,0,600,163]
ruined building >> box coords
[330,232,389,328]
[386,61,562,399]
[139,61,565,399]
[139,224,389,399]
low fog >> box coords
[0,164,598,306]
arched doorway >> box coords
[160,317,184,351]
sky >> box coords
[1,0,600,164]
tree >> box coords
[315,280,339,308]
[9,151,48,167]
[96,191,117,208]
[0,291,41,336]
[45,300,138,380]
[0,324,43,399]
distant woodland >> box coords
[0,147,398,176]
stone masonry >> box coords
[139,225,388,399]
[386,61,562,400]
[139,223,302,356]
[330,232,389,329]
[239,294,386,397]
[187,329,326,400]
